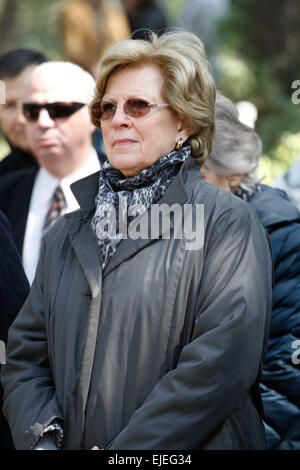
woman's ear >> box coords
[177,118,191,141]
[228,173,243,193]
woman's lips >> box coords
[113,139,137,147]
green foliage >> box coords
[217,50,256,101]
[0,0,69,59]
[216,0,300,182]
[15,0,67,59]
[258,131,300,185]
[161,0,184,24]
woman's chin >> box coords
[119,167,142,178]
[109,154,143,177]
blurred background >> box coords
[1,0,300,184]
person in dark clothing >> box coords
[0,48,48,175]
[0,210,30,449]
[201,93,300,450]
[0,142,36,174]
[249,186,300,450]
[1,31,272,451]
[122,0,168,39]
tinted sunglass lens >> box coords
[95,99,150,120]
[48,105,64,119]
[23,105,39,121]
[49,103,80,119]
[126,99,150,117]
[99,102,116,120]
[91,103,102,121]
[23,102,85,121]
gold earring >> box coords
[175,138,184,151]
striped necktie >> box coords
[42,185,66,240]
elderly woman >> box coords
[201,93,300,450]
[1,31,272,450]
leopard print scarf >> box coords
[91,143,191,269]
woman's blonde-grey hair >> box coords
[89,30,216,163]
[206,93,262,190]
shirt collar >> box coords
[37,147,101,212]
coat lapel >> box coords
[67,172,102,297]
[65,209,102,298]
[64,208,103,445]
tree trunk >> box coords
[0,0,18,52]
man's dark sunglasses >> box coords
[22,102,86,121]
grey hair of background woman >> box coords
[205,93,262,191]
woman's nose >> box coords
[111,103,132,127]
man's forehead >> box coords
[3,65,37,99]
[26,86,83,103]
[26,67,93,103]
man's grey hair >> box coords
[206,93,262,191]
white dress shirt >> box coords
[22,149,101,284]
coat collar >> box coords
[70,156,199,212]
[67,157,200,283]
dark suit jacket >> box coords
[0,210,30,449]
[0,143,38,176]
[0,151,106,255]
[0,166,38,255]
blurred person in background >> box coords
[0,210,29,450]
[122,0,168,39]
[273,153,300,212]
[201,93,300,450]
[0,61,106,284]
[1,31,272,450]
[60,0,131,153]
[0,48,48,175]
[60,0,131,77]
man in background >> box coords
[60,0,130,77]
[0,48,48,175]
[0,61,105,284]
